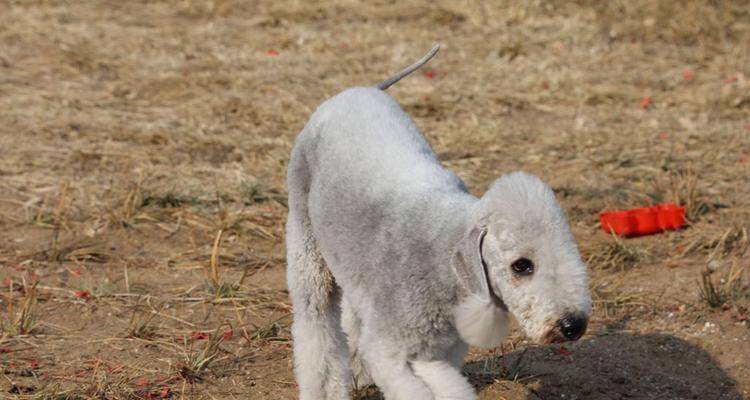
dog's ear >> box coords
[453,225,509,348]
[453,226,488,296]
[455,226,505,307]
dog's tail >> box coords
[376,44,440,91]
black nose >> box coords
[558,313,588,341]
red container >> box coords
[600,203,685,237]
[600,210,636,236]
[655,204,685,230]
[633,207,660,235]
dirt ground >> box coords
[0,1,749,399]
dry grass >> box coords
[678,221,750,259]
[126,301,160,340]
[584,0,750,44]
[1,282,40,337]
[699,262,747,308]
[0,0,748,398]
[590,274,653,323]
[181,324,232,379]
[582,235,646,272]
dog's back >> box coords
[291,86,472,297]
[298,87,462,193]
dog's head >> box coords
[453,172,591,347]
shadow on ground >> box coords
[357,333,742,400]
[468,332,742,400]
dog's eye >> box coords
[511,258,534,275]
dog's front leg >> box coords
[411,360,476,400]
[358,339,435,399]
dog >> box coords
[286,45,592,400]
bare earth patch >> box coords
[0,1,748,399]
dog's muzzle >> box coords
[544,312,588,344]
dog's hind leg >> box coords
[287,151,351,400]
[341,296,373,389]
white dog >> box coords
[286,46,592,400]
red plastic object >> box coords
[600,204,685,237]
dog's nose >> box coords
[558,313,588,341]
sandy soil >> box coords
[0,1,748,399]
